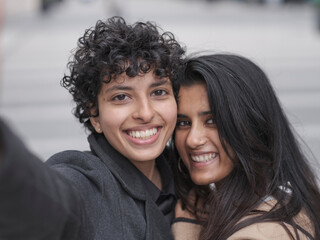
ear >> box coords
[90,117,102,133]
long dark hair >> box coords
[172,54,320,239]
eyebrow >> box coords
[105,85,133,94]
[177,113,188,118]
[177,111,212,118]
[150,79,171,88]
[200,111,212,116]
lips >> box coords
[190,153,217,162]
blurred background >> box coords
[0,0,319,172]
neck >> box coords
[134,159,162,190]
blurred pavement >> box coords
[0,0,319,171]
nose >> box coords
[132,98,155,123]
[186,123,206,149]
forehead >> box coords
[178,83,209,111]
[101,71,171,91]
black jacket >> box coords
[47,133,174,240]
[0,117,174,239]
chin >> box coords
[132,151,161,162]
[191,175,212,186]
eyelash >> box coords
[112,94,129,101]
[176,120,191,127]
[206,118,215,124]
[152,89,168,96]
[112,89,168,100]
[176,118,215,128]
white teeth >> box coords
[128,128,158,140]
[145,130,150,137]
[191,153,217,162]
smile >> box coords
[128,128,158,140]
[191,153,217,162]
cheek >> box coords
[220,152,235,178]
[159,99,177,129]
[99,107,127,130]
[175,132,187,158]
[167,100,177,118]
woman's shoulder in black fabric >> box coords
[47,150,101,169]
[47,150,114,196]
[0,118,91,240]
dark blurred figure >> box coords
[0,118,91,239]
[0,2,88,238]
[41,0,63,12]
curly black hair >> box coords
[62,16,185,132]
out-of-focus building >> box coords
[2,0,40,18]
[313,0,320,30]
[2,0,63,18]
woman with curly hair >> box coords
[46,16,185,239]
[0,16,185,239]
[171,54,320,239]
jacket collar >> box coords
[88,133,153,201]
[88,133,174,239]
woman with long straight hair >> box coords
[171,54,320,239]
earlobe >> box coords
[90,117,102,133]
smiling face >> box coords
[175,83,234,185]
[90,71,177,172]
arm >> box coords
[171,199,202,240]
[171,220,202,240]
[0,118,86,239]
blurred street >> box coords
[0,0,319,172]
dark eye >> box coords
[206,117,217,128]
[176,120,191,127]
[152,89,168,96]
[206,118,215,124]
[112,94,128,101]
